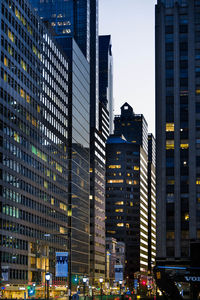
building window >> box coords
[166,140,174,149]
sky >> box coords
[99,0,157,134]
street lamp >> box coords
[119,280,123,298]
[83,276,87,300]
[99,277,103,300]
[45,272,50,300]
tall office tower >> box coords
[147,134,156,272]
[99,35,114,134]
[0,0,77,296]
[30,0,108,282]
[29,0,91,279]
[156,0,200,265]
[106,103,149,284]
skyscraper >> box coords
[147,134,156,272]
[99,35,114,134]
[156,0,199,265]
[0,0,79,296]
[106,103,149,283]
[29,0,111,283]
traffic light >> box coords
[28,286,35,297]
[72,275,79,285]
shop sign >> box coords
[185,276,200,282]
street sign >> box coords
[56,252,68,277]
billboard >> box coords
[56,252,68,277]
[115,265,123,282]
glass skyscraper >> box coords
[0,0,72,296]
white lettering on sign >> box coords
[185,276,200,282]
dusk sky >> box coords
[99,0,156,134]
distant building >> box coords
[106,103,150,285]
[106,237,117,283]
[116,242,126,267]
[147,134,156,272]
[99,35,114,133]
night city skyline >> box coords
[1,0,200,299]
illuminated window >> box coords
[185,213,189,221]
[37,105,41,113]
[132,141,136,143]
[21,59,27,71]
[90,168,93,173]
[116,152,121,155]
[44,181,48,189]
[126,224,130,229]
[196,89,200,94]
[4,72,7,82]
[51,198,54,205]
[26,94,30,103]
[196,179,200,185]
[107,179,124,184]
[117,223,124,227]
[8,30,14,42]
[20,89,25,98]
[4,57,8,67]
[134,166,139,171]
[166,231,174,239]
[127,173,131,177]
[56,163,62,173]
[166,140,174,149]
[89,195,93,200]
[130,202,133,207]
[126,180,138,185]
[8,45,13,56]
[127,123,131,126]
[68,210,72,216]
[122,123,125,126]
[60,227,65,234]
[115,209,123,213]
[115,201,124,205]
[60,202,67,211]
[180,141,189,149]
[107,231,116,234]
[108,165,121,169]
[166,123,174,132]
[14,132,20,143]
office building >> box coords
[156,0,200,265]
[0,0,90,297]
[30,0,111,283]
[99,35,114,134]
[106,103,149,284]
[147,134,156,272]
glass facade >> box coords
[0,0,70,294]
[30,0,90,61]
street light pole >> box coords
[83,276,87,300]
[45,273,50,300]
[119,280,123,299]
[99,277,103,300]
